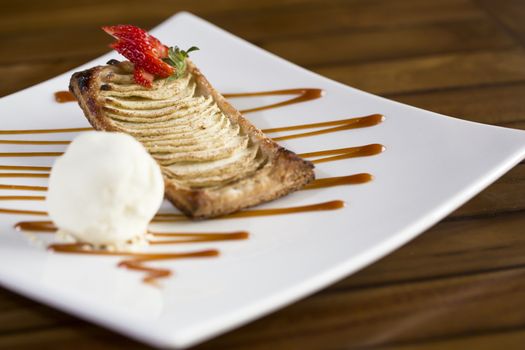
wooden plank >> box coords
[0,0,497,67]
[450,164,525,218]
[390,83,525,127]
[478,0,525,46]
[315,49,525,95]
[378,328,525,350]
[337,211,525,288]
[262,19,515,67]
[210,0,486,42]
[192,268,525,349]
[0,324,149,349]
[0,291,40,312]
[0,0,316,32]
[0,306,69,334]
[1,16,516,68]
[0,0,315,19]
[2,267,525,349]
[0,28,109,65]
[0,0,485,41]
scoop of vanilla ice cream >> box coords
[47,131,164,247]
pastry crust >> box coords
[69,60,315,218]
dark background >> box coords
[1,0,524,349]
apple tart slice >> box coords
[69,25,314,218]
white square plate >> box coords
[1,12,524,348]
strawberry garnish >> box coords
[102,25,174,87]
[133,67,155,87]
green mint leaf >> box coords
[186,46,200,54]
[165,45,200,79]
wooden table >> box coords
[1,0,524,348]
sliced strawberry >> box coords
[102,25,173,87]
[140,54,173,77]
[133,67,154,88]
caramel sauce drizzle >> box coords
[15,220,55,232]
[15,217,245,283]
[13,217,280,284]
[0,184,47,191]
[224,199,344,217]
[15,221,249,245]
[14,200,344,230]
[0,127,91,135]
[0,208,47,216]
[0,114,382,148]
[299,144,385,164]
[264,114,383,141]
[48,243,219,284]
[223,88,323,114]
[152,200,345,222]
[0,173,49,178]
[14,199,333,284]
[304,174,373,190]
[0,88,383,285]
[0,175,375,200]
[7,200,343,221]
[55,88,324,115]
[0,139,70,145]
[0,165,51,171]
[149,231,249,244]
[0,116,383,163]
[54,91,78,103]
[0,196,45,201]
[0,152,63,157]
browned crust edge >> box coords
[69,60,315,219]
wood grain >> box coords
[263,19,516,67]
[0,0,524,349]
[477,0,525,46]
[390,83,525,126]
[316,49,525,95]
[193,267,525,350]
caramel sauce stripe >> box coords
[15,220,55,232]
[0,115,383,153]
[0,184,48,191]
[0,165,51,171]
[13,201,345,228]
[56,89,324,115]
[0,152,63,157]
[299,144,385,164]
[0,127,91,135]
[151,200,345,222]
[14,199,343,284]
[24,200,343,283]
[0,139,70,145]
[223,88,323,114]
[0,208,47,216]
[48,243,220,284]
[54,91,77,103]
[1,171,370,209]
[0,173,49,178]
[0,196,45,201]
[264,114,384,141]
[149,231,249,244]
[304,174,373,190]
